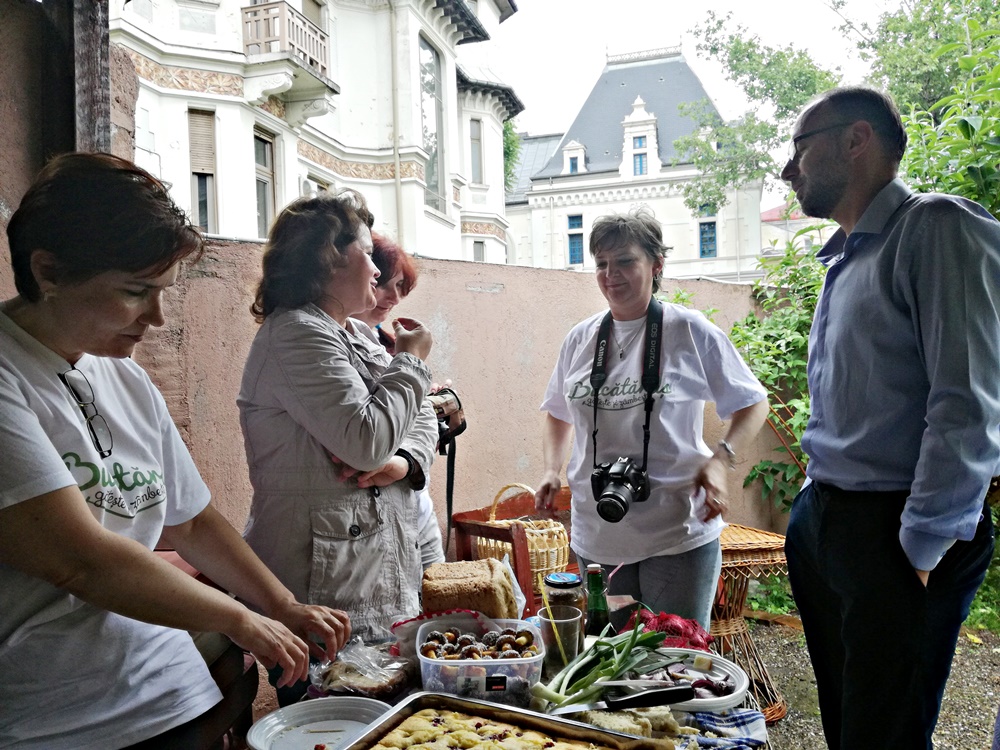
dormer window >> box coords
[633,136,646,149]
[633,152,647,176]
[561,140,586,175]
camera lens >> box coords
[596,490,630,523]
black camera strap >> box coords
[589,297,663,472]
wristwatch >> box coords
[717,440,737,469]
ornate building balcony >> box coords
[242,1,339,127]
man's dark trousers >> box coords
[785,481,993,749]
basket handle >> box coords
[489,483,537,522]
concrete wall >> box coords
[128,242,786,542]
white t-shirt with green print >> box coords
[541,302,766,564]
[0,306,221,749]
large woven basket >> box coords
[475,483,570,593]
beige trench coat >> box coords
[238,304,438,639]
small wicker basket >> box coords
[475,483,570,593]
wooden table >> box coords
[710,524,789,724]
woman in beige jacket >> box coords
[238,189,438,701]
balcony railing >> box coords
[243,1,328,78]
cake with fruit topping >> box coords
[369,708,640,750]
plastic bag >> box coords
[500,554,527,618]
[309,635,413,700]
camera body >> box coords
[590,456,650,523]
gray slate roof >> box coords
[506,132,563,204]
[533,51,717,179]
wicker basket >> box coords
[475,483,570,592]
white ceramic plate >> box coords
[649,648,749,712]
[247,695,391,750]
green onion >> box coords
[529,617,668,711]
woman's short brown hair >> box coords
[251,188,375,322]
[7,152,203,302]
[589,207,670,293]
[371,232,418,297]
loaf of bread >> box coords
[421,559,518,618]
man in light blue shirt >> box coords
[782,87,999,749]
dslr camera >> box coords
[590,457,650,523]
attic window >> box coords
[569,156,579,174]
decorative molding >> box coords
[456,65,524,121]
[245,72,294,104]
[123,48,243,96]
[607,47,682,65]
[462,221,506,240]
[257,95,286,119]
[527,182,682,208]
[418,0,489,46]
[298,141,424,181]
[285,93,336,128]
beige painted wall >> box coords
[127,241,787,547]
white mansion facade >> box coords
[110,0,521,263]
[506,48,764,281]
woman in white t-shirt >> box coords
[0,153,350,750]
[535,208,768,628]
[351,232,445,571]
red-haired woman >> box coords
[353,233,445,569]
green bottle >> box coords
[585,564,614,636]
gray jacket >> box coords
[238,304,437,639]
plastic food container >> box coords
[416,618,544,707]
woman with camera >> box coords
[350,232,445,570]
[535,209,767,628]
[238,190,439,701]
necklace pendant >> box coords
[619,349,625,359]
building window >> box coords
[188,110,217,233]
[473,240,485,262]
[254,129,275,239]
[419,36,445,212]
[699,221,717,258]
[469,118,483,184]
[568,214,583,230]
[633,152,647,176]
[633,135,646,149]
[569,156,578,174]
[568,234,584,265]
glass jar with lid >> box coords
[543,572,587,649]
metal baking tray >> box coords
[341,691,675,750]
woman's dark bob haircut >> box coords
[251,188,375,322]
[589,207,669,293]
[371,232,418,297]
[7,152,203,302]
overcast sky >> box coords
[487,0,902,135]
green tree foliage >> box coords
[902,25,1000,218]
[672,11,839,213]
[832,0,1000,113]
[503,119,522,193]
[729,232,828,510]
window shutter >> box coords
[189,110,216,174]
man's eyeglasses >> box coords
[59,367,113,458]
[787,122,854,162]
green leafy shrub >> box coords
[746,574,796,615]
[966,505,1000,631]
[729,232,827,510]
